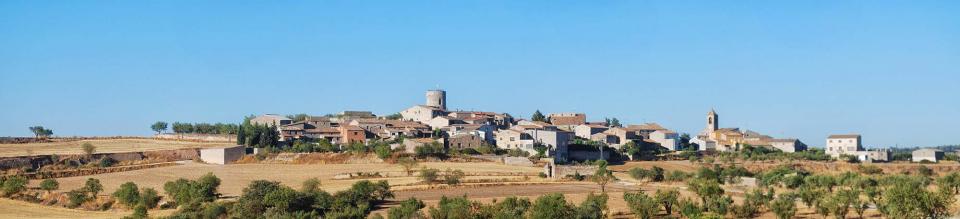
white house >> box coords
[826,134,862,158]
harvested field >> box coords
[38,162,543,197]
[609,160,699,172]
[0,198,175,219]
[0,138,232,157]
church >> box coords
[690,109,807,152]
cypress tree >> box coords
[236,124,245,145]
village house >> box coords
[339,125,366,144]
[548,113,586,130]
[442,133,485,151]
[525,129,572,161]
[495,129,537,155]
[574,124,608,139]
[445,124,496,144]
[826,134,863,158]
[769,138,807,153]
[250,114,292,127]
[649,129,681,151]
[912,149,945,163]
[427,116,463,129]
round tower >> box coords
[425,90,446,110]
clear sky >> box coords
[1,1,958,148]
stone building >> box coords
[912,149,945,163]
[826,134,863,158]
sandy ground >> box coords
[0,139,232,157]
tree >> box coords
[388,197,425,219]
[527,193,575,219]
[81,142,96,157]
[150,122,168,134]
[398,157,419,176]
[84,178,103,196]
[609,118,621,128]
[236,124,245,145]
[419,168,439,184]
[375,144,392,159]
[39,178,59,193]
[113,182,141,207]
[770,193,797,219]
[575,193,608,219]
[654,189,680,215]
[428,196,474,219]
[623,192,659,219]
[29,126,53,139]
[531,110,547,122]
[591,160,616,193]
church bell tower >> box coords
[707,109,718,132]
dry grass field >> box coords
[37,162,543,197]
[0,138,233,157]
[0,198,175,219]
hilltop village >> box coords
[241,89,907,164]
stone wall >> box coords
[552,164,599,178]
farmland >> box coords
[0,138,232,157]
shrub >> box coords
[99,157,117,168]
[112,182,141,207]
[443,169,465,185]
[139,188,160,209]
[388,197,425,219]
[2,175,28,197]
[163,172,221,207]
[397,157,419,176]
[538,172,548,178]
[665,170,690,182]
[84,178,103,196]
[66,189,90,208]
[124,205,148,219]
[301,177,321,193]
[857,165,883,175]
[624,191,659,219]
[40,178,59,192]
[429,196,475,219]
[654,189,679,215]
[81,143,97,156]
[419,168,439,184]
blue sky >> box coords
[1,1,958,148]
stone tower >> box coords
[707,109,718,132]
[425,89,446,110]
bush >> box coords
[624,191,659,219]
[124,205,148,219]
[67,189,90,208]
[2,175,28,197]
[857,165,883,175]
[83,178,103,196]
[665,170,691,182]
[99,157,117,168]
[40,178,59,192]
[112,182,141,207]
[770,193,797,219]
[139,188,160,209]
[388,197,425,219]
[443,169,465,185]
[301,178,321,193]
[538,172,548,178]
[163,172,221,207]
[419,168,439,184]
